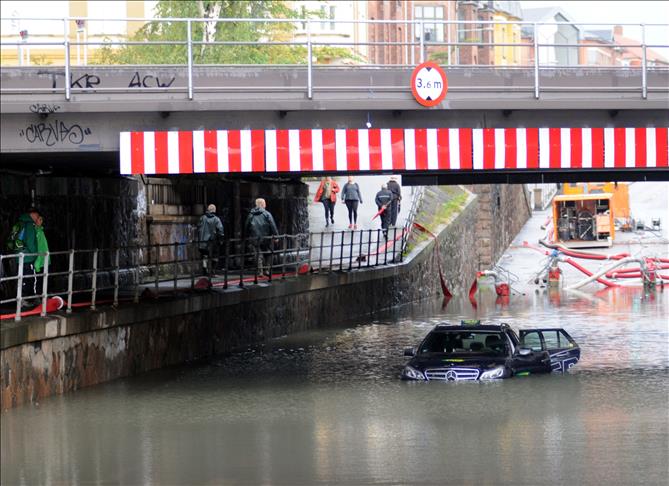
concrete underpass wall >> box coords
[1,189,479,409]
[470,184,532,269]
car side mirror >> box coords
[517,347,533,356]
[404,347,416,357]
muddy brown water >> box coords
[2,288,667,486]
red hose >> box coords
[563,257,619,288]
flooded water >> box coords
[2,290,668,486]
[3,181,668,485]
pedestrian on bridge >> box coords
[341,176,363,229]
[245,198,279,277]
[375,184,393,240]
[387,176,402,226]
[197,204,224,276]
[314,177,340,228]
[5,208,49,308]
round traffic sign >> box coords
[410,61,448,107]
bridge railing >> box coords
[1,17,667,100]
[0,225,408,322]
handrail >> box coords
[0,228,409,322]
[1,17,667,100]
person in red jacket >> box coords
[314,177,340,228]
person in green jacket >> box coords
[6,209,49,307]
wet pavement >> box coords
[1,182,667,486]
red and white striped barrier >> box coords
[119,127,668,175]
[265,128,405,172]
[404,128,472,170]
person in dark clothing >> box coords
[314,177,340,228]
[375,184,393,240]
[244,198,279,276]
[197,204,224,275]
[387,176,402,226]
[341,175,363,229]
[6,208,48,307]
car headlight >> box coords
[480,366,505,380]
[403,365,426,380]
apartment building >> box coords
[0,0,155,66]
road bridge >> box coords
[1,17,668,183]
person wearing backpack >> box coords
[6,209,48,307]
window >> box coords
[420,332,506,356]
[521,331,543,351]
[414,5,444,42]
[319,4,336,31]
[542,331,561,350]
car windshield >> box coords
[419,331,508,356]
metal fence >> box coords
[1,183,427,322]
[1,17,667,99]
[0,226,408,322]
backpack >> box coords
[6,222,26,251]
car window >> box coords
[559,330,574,348]
[542,331,561,350]
[419,331,506,355]
[521,331,543,351]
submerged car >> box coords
[402,320,580,381]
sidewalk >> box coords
[307,175,409,231]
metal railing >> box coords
[1,17,667,100]
[0,225,409,322]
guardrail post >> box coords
[15,253,24,322]
[173,242,178,291]
[223,239,229,289]
[63,18,71,101]
[307,19,313,99]
[134,247,141,303]
[113,248,120,307]
[339,231,345,271]
[419,20,425,63]
[533,22,539,99]
[40,251,50,316]
[91,249,98,310]
[187,19,193,100]
[641,23,647,100]
[66,249,74,313]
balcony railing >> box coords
[1,17,667,100]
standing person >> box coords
[6,208,48,307]
[387,175,402,226]
[374,184,393,240]
[197,204,224,275]
[341,175,363,229]
[245,198,279,277]
[314,176,340,228]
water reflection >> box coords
[2,288,668,485]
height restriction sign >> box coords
[410,61,448,107]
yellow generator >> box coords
[562,182,631,230]
[552,194,614,248]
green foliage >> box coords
[93,0,359,66]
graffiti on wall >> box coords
[19,121,93,147]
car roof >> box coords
[432,324,509,332]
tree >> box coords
[94,0,358,66]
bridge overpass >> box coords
[1,16,668,184]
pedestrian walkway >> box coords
[307,175,410,266]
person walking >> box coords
[314,176,340,228]
[341,175,363,229]
[387,175,402,226]
[244,198,279,277]
[375,184,393,240]
[6,208,48,307]
[197,204,224,275]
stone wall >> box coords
[1,189,479,409]
[470,184,532,269]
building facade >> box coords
[1,0,155,66]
